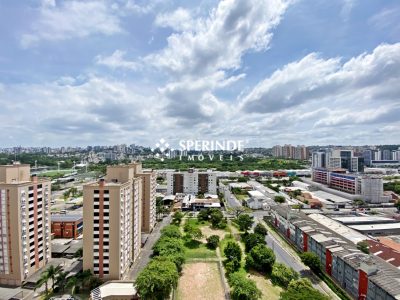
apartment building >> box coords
[83,165,142,280]
[272,145,307,160]
[0,164,51,286]
[166,169,217,195]
[129,163,156,234]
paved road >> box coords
[225,185,339,299]
[126,215,172,281]
[220,183,242,208]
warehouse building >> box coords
[270,207,400,300]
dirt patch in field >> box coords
[177,262,225,300]
[200,226,226,243]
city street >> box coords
[126,214,172,280]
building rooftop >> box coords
[333,216,397,225]
[312,190,352,203]
[51,214,83,222]
[98,281,137,298]
[248,190,265,198]
[308,213,368,244]
[349,223,400,231]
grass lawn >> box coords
[235,194,248,201]
[184,242,217,260]
[249,271,282,300]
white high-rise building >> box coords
[167,169,217,195]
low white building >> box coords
[247,190,268,210]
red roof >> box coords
[367,240,400,267]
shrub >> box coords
[206,235,220,249]
[229,272,261,300]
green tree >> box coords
[242,233,266,252]
[35,272,49,294]
[184,224,203,241]
[300,252,322,273]
[172,211,184,225]
[46,264,63,291]
[271,263,299,287]
[229,272,262,300]
[160,225,182,239]
[55,271,69,293]
[274,195,285,203]
[153,237,185,257]
[224,241,242,262]
[197,209,210,221]
[280,278,329,300]
[135,259,179,300]
[210,209,225,228]
[245,244,275,274]
[254,223,268,236]
[236,214,254,232]
[357,241,370,254]
[224,258,241,274]
[66,276,79,295]
[238,177,248,182]
[206,235,220,249]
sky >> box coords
[0,0,399,148]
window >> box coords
[94,212,99,217]
[94,234,99,238]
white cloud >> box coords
[95,50,140,71]
[148,0,290,77]
[20,1,123,48]
[241,43,400,114]
[154,7,194,32]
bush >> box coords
[280,278,329,300]
[357,241,370,254]
[271,262,299,287]
[245,244,275,274]
[206,235,220,249]
[274,195,285,203]
[254,223,268,236]
[156,254,185,273]
[300,252,322,274]
[229,272,262,300]
[160,225,182,239]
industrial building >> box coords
[312,169,390,203]
[270,207,400,300]
[51,214,83,239]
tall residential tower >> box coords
[0,164,51,286]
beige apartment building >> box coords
[83,165,142,280]
[129,163,156,233]
[0,164,51,286]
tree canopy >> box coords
[242,233,266,253]
[245,244,275,274]
[135,259,179,300]
[229,272,262,300]
[254,223,268,236]
[160,225,182,239]
[300,252,322,273]
[271,263,299,287]
[236,214,254,232]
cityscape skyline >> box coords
[0,0,399,147]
